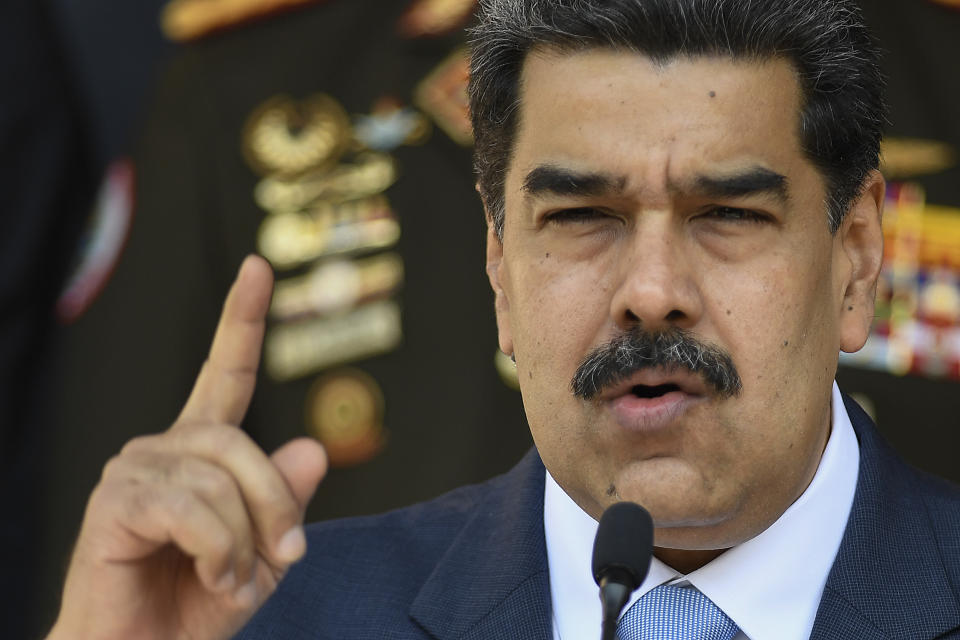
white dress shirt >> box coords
[545,382,860,640]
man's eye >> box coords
[546,208,608,224]
[706,207,768,223]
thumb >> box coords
[271,438,328,516]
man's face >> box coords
[486,49,883,554]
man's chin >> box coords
[605,459,714,509]
[607,481,739,542]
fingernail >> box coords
[235,578,258,607]
[215,570,236,592]
[276,526,306,563]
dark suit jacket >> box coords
[238,396,960,639]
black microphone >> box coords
[592,502,654,640]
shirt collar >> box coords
[544,382,860,640]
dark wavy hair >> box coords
[468,0,887,239]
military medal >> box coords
[270,253,404,320]
[354,99,431,150]
[243,94,351,178]
[264,300,403,381]
[305,369,387,468]
[257,196,400,269]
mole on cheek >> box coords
[709,90,716,98]
[606,483,617,497]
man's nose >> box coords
[609,218,703,333]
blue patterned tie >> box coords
[617,584,740,640]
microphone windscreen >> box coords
[591,501,654,588]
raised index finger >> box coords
[179,254,274,426]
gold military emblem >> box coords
[254,152,397,213]
[257,196,401,270]
[242,94,351,178]
[270,253,404,321]
[242,93,410,388]
[240,88,502,464]
[306,369,387,468]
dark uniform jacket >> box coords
[47,0,531,534]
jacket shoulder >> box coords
[237,450,544,639]
[303,475,494,564]
[913,468,960,572]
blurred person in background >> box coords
[2,0,169,634]
[1,1,95,635]
[37,0,532,631]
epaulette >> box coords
[161,0,328,43]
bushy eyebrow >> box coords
[521,164,790,204]
[522,165,627,198]
[691,167,789,204]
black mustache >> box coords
[571,327,742,400]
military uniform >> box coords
[47,0,531,520]
[40,0,531,628]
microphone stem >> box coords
[601,614,619,640]
[598,578,631,640]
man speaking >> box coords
[47,0,960,638]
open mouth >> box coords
[630,383,682,399]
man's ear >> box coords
[838,170,886,353]
[485,218,514,358]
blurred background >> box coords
[2,0,958,636]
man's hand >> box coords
[48,255,328,640]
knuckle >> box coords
[119,433,162,456]
[163,486,199,520]
[198,463,238,503]
[182,421,245,454]
[206,521,235,559]
[86,479,119,515]
[123,483,157,521]
[207,423,242,451]
[99,453,127,482]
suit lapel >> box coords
[810,395,960,640]
[408,396,960,640]
[409,449,553,640]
